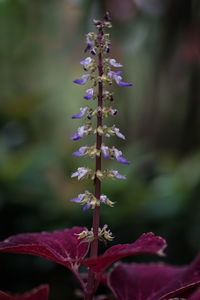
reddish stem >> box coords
[85,27,103,300]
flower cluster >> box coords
[70,191,114,211]
[70,16,132,216]
[71,167,126,183]
[76,224,114,243]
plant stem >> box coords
[85,27,103,300]
[72,268,86,292]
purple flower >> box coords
[109,59,123,68]
[116,156,130,165]
[84,88,94,100]
[100,194,115,207]
[80,57,93,71]
[72,107,88,119]
[101,145,110,159]
[111,108,118,116]
[105,42,110,53]
[83,202,91,211]
[114,127,126,140]
[97,108,102,117]
[118,81,132,87]
[70,193,85,203]
[84,35,95,53]
[73,74,90,85]
[70,126,89,141]
[100,195,107,204]
[71,167,89,180]
[113,148,130,165]
[108,71,132,87]
[110,170,126,180]
[72,146,88,157]
[70,191,93,211]
[91,48,96,56]
[70,133,81,141]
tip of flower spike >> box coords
[104,11,112,21]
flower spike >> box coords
[69,13,132,298]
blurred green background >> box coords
[0,0,200,299]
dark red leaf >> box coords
[0,285,49,300]
[108,253,200,300]
[189,288,200,300]
[82,232,166,273]
[0,227,89,270]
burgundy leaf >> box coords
[82,232,166,273]
[0,227,89,270]
[189,288,200,300]
[0,291,10,300]
[108,253,200,300]
[0,285,49,300]
[108,263,183,300]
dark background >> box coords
[0,0,200,299]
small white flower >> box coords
[71,167,89,180]
[100,194,107,204]
[108,71,122,85]
[86,34,95,46]
[80,107,89,116]
[77,126,89,138]
[112,147,122,158]
[114,127,125,140]
[101,145,110,158]
[84,88,94,100]
[86,88,94,95]
[109,59,123,68]
[110,169,126,180]
[78,146,88,155]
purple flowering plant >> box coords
[1,12,200,300]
